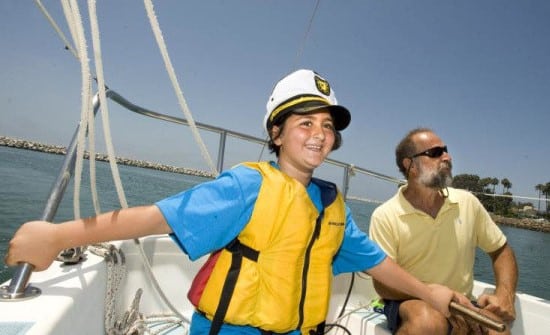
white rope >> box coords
[137,2,217,323]
[34,1,195,333]
[60,0,92,221]
[88,243,141,335]
[87,0,129,210]
[87,2,184,333]
[143,0,219,176]
[49,2,134,334]
[60,0,80,59]
[144,314,190,335]
[91,0,191,332]
[134,239,191,324]
[88,243,190,335]
[35,0,100,217]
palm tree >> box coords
[536,184,544,213]
[544,182,550,214]
[480,177,493,192]
[501,178,512,193]
[491,178,499,212]
[491,178,499,193]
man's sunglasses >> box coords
[411,145,448,159]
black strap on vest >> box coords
[259,322,325,335]
[209,239,259,335]
[312,321,326,335]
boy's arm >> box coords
[6,205,170,271]
[372,275,416,301]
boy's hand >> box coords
[5,221,61,271]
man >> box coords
[369,127,518,335]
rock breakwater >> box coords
[0,135,216,179]
[491,214,550,233]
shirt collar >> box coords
[396,185,459,217]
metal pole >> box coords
[0,94,101,301]
[217,130,227,174]
[342,165,351,199]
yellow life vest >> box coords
[189,162,346,334]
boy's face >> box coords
[272,110,335,174]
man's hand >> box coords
[477,293,516,322]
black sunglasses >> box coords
[411,145,448,159]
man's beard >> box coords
[418,162,453,189]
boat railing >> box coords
[0,88,404,301]
[106,89,405,196]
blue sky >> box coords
[1,1,549,203]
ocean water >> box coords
[1,146,549,301]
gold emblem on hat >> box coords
[314,75,330,96]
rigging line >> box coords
[63,0,93,221]
[293,0,321,69]
[32,2,193,330]
[86,0,101,216]
[89,1,187,327]
[256,0,321,161]
[34,0,102,83]
[88,0,129,210]
[143,0,219,176]
[35,0,143,210]
[61,0,82,59]
[34,0,78,58]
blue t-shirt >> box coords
[155,162,386,334]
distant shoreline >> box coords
[2,135,548,233]
[0,135,216,179]
[490,214,550,233]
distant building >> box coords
[518,205,538,218]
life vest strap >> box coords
[258,321,325,335]
[209,239,259,335]
[226,238,259,262]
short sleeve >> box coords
[332,206,386,275]
[472,195,507,253]
[155,165,262,260]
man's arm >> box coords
[478,243,518,322]
[491,243,518,300]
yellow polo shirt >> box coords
[369,186,506,297]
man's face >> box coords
[412,132,453,189]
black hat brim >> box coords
[291,104,351,131]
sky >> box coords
[1,0,549,204]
